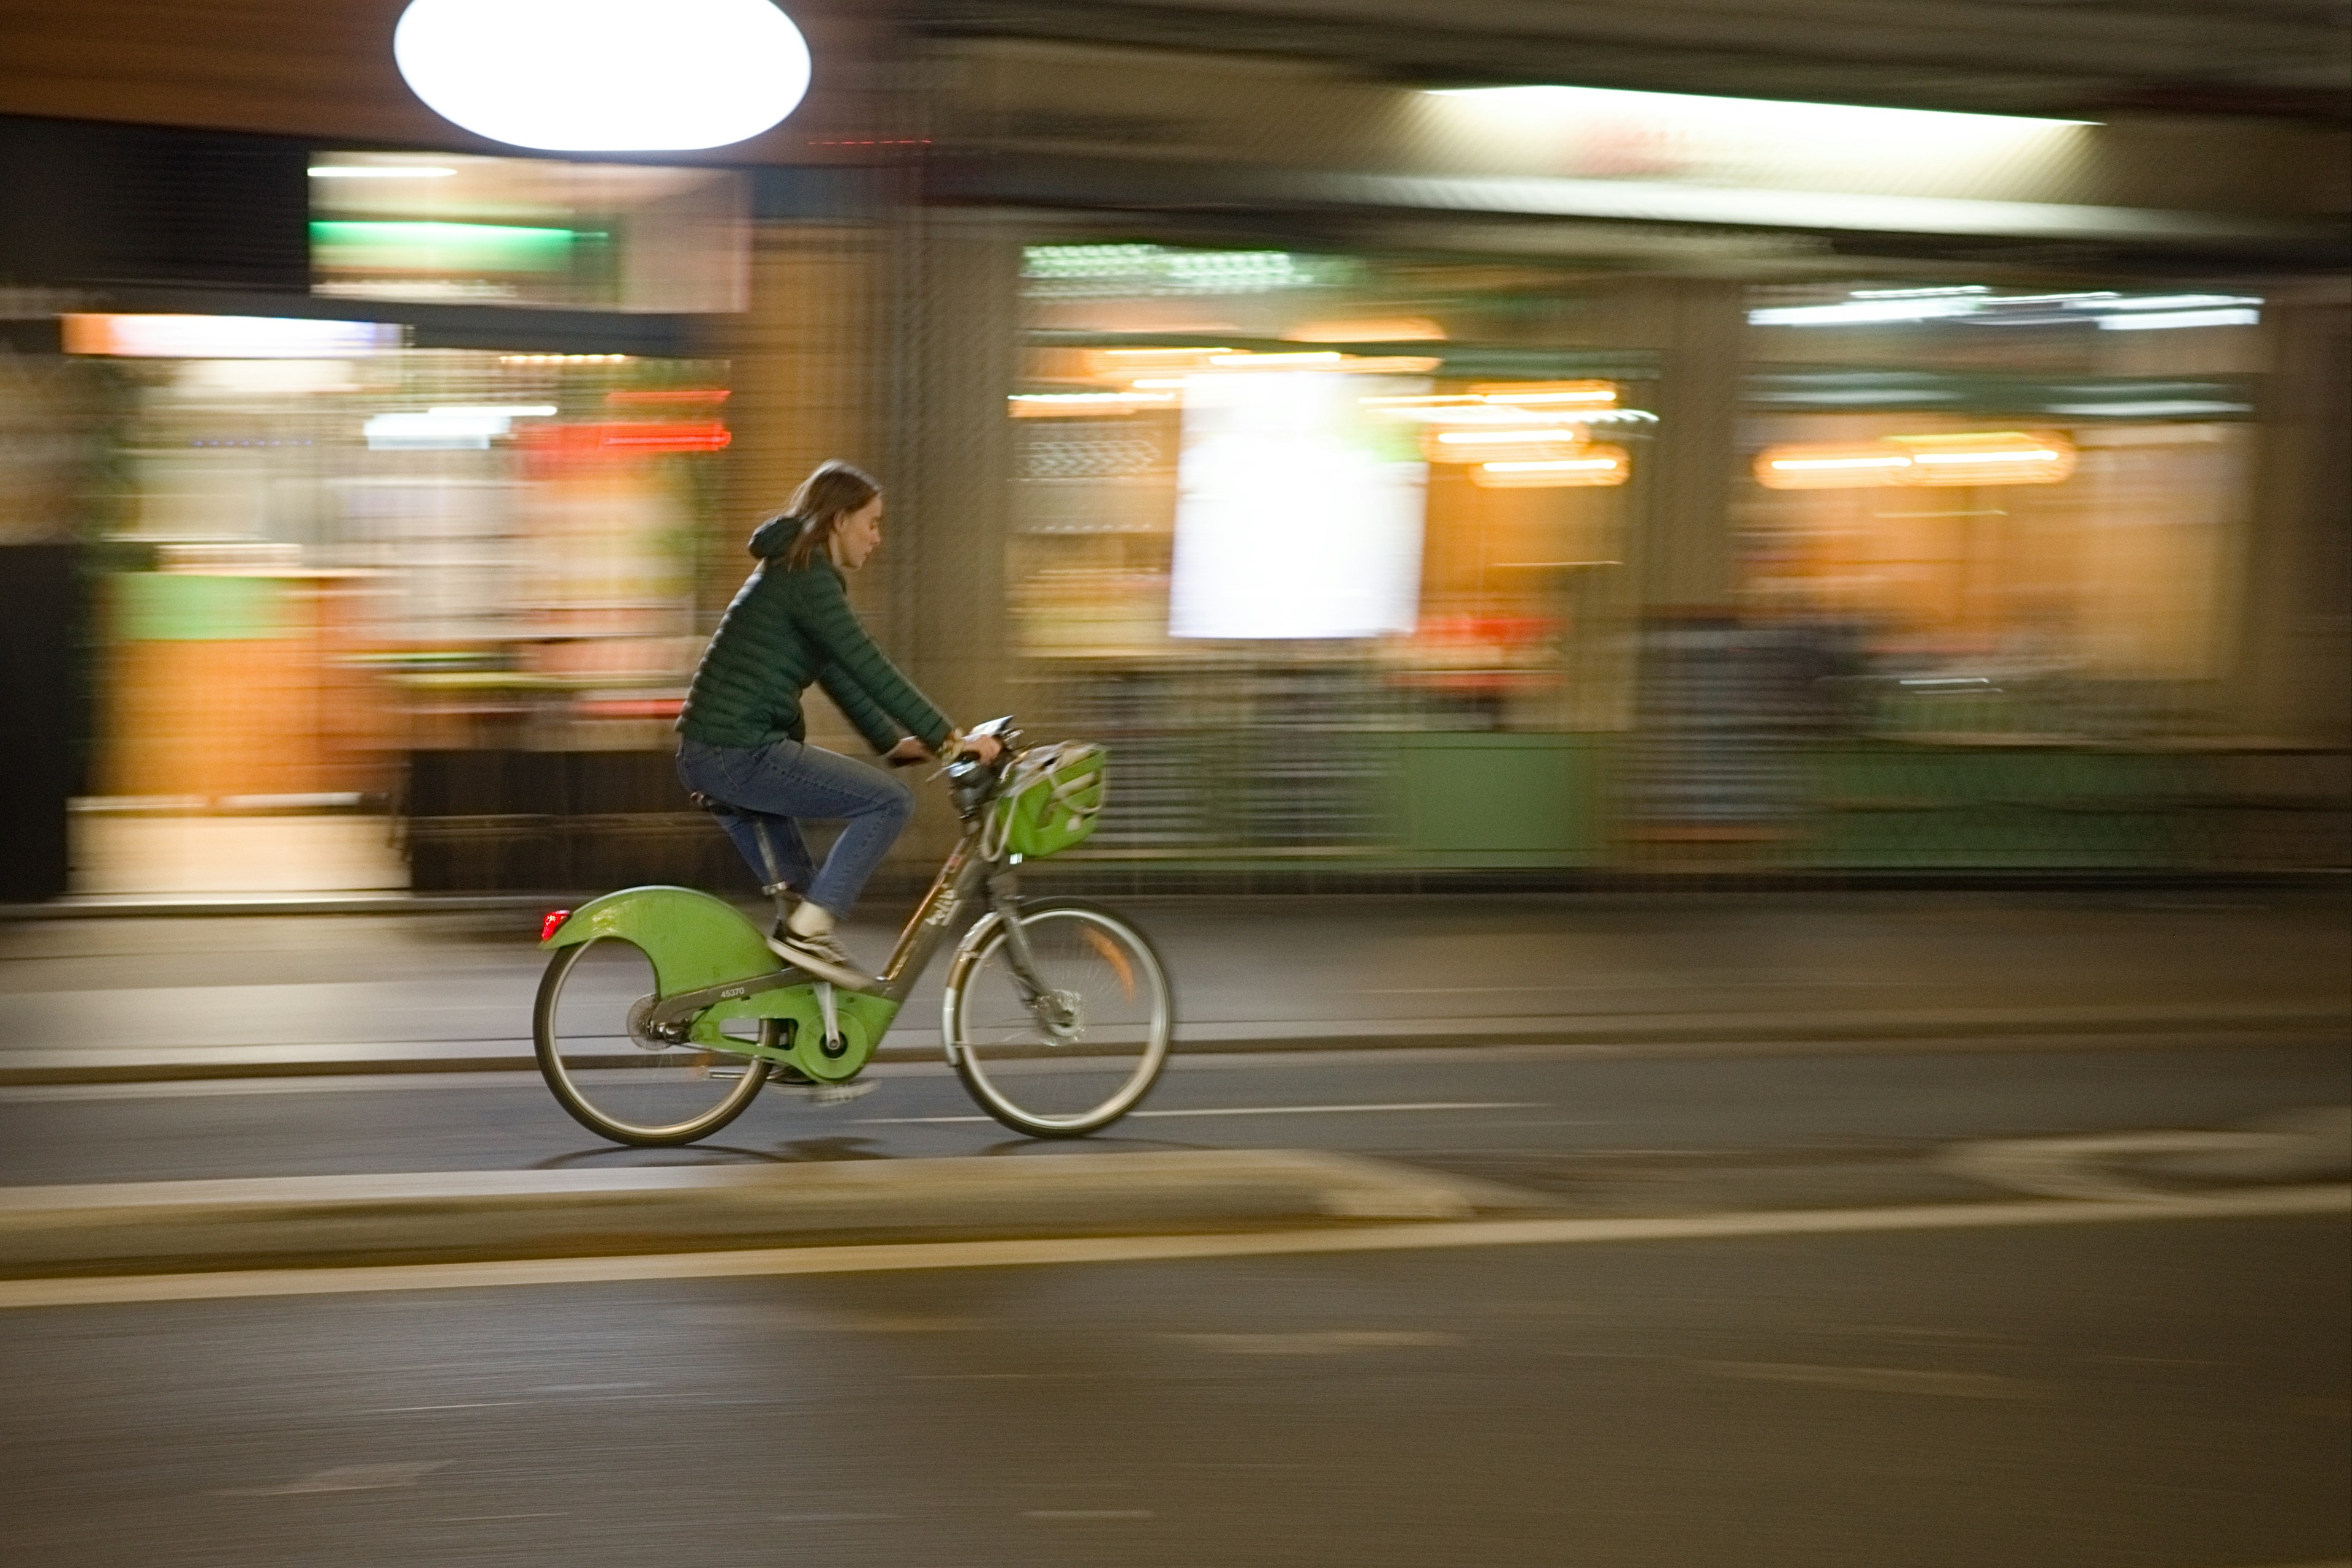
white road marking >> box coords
[1024,1510,1154,1520]
[217,1460,450,1496]
[1,1184,2341,1312]
[858,1100,1544,1125]
[1703,1362,2038,1399]
[1169,1329,1460,1355]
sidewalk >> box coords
[1,891,2344,1085]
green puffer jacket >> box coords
[674,513,951,754]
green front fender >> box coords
[539,884,775,997]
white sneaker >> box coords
[764,929,880,991]
[766,1066,878,1107]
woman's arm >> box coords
[796,567,953,751]
[815,662,906,755]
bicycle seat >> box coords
[687,791,742,818]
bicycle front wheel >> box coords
[535,935,774,1147]
[944,900,1173,1137]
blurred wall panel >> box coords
[714,224,883,622]
[0,116,308,291]
[0,545,78,899]
[97,573,388,801]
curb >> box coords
[6,869,2348,920]
[0,1150,1544,1278]
[0,1008,2343,1087]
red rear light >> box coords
[541,910,571,941]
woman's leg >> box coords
[689,738,914,917]
[678,741,816,895]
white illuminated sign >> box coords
[61,315,400,358]
[393,0,812,152]
[1169,374,1427,641]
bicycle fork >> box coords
[987,873,1078,1041]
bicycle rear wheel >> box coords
[944,900,1172,1137]
[535,935,774,1147]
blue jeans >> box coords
[676,736,914,916]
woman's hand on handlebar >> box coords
[891,732,1003,770]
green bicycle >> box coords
[532,719,1174,1147]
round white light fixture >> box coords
[393,0,811,152]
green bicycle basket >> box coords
[984,742,1106,860]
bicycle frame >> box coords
[641,827,1000,1023]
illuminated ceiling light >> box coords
[1208,352,1344,368]
[1428,428,1588,465]
[1024,245,1357,296]
[1008,391,1175,417]
[1755,432,2075,489]
[1471,447,1630,489]
[1423,83,2094,132]
[2046,399,2251,418]
[429,405,559,418]
[2068,293,2260,313]
[1894,431,2075,486]
[62,314,401,358]
[366,411,514,449]
[2097,307,2260,331]
[1850,285,1989,299]
[1374,404,1567,425]
[1473,382,1617,404]
[308,165,456,179]
[392,0,811,152]
[1772,455,1910,471]
[1750,297,1990,326]
[1436,428,1583,445]
[1909,448,2060,465]
[1283,317,1447,343]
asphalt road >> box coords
[4,1208,2344,1567]
[6,892,2347,1073]
[2,1039,2346,1196]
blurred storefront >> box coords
[2,9,2345,897]
[73,323,736,896]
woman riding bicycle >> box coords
[675,459,1001,989]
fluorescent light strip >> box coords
[1208,352,1344,367]
[1009,392,1172,404]
[1770,455,1909,471]
[1436,428,1583,445]
[1910,448,2059,464]
[1483,390,1615,405]
[1483,458,1619,473]
[1422,83,2094,130]
[2071,293,2260,312]
[1750,298,1988,326]
[309,165,457,179]
[2098,308,2260,331]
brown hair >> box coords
[781,459,881,570]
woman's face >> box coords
[834,495,884,570]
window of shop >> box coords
[309,153,748,312]
[69,329,731,894]
[1008,243,1650,865]
[1738,282,2264,735]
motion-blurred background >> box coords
[1,0,2345,905]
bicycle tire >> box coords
[535,935,775,1147]
[943,899,1173,1137]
